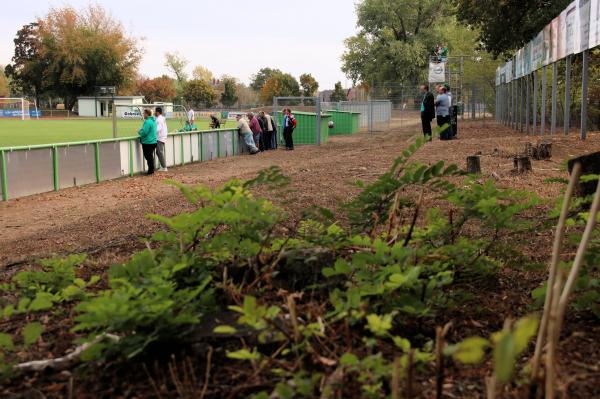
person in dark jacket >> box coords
[420,84,435,140]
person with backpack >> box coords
[138,109,158,175]
[282,108,296,150]
[435,86,453,140]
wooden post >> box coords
[466,155,481,174]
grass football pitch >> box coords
[0,117,227,147]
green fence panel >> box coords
[276,111,331,145]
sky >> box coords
[0,0,359,90]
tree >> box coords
[236,83,259,106]
[220,77,238,107]
[4,23,45,104]
[136,75,176,103]
[182,79,217,108]
[250,68,282,92]
[342,0,453,85]
[165,52,189,84]
[259,72,300,104]
[6,6,142,109]
[454,0,571,58]
[0,66,10,97]
[192,65,214,82]
[299,73,319,97]
[330,82,348,102]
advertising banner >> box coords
[580,0,591,51]
[590,0,600,47]
[531,32,545,71]
[428,62,445,83]
[505,60,513,82]
[551,17,560,61]
[558,11,568,59]
[543,23,552,65]
[566,1,580,55]
[496,67,501,86]
[524,42,532,75]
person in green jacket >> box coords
[179,120,198,132]
[138,109,158,175]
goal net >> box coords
[0,98,39,120]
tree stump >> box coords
[513,156,532,174]
[466,156,481,174]
[568,151,600,197]
[538,143,552,159]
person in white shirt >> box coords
[187,108,195,125]
[155,107,169,172]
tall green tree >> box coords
[330,82,348,102]
[299,73,319,97]
[4,23,45,104]
[220,77,238,107]
[342,0,453,85]
[135,75,176,103]
[182,79,217,108]
[454,0,571,58]
[250,68,282,92]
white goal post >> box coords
[0,97,40,120]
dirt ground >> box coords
[2,119,600,398]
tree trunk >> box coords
[466,155,481,174]
[513,156,532,174]
[538,143,552,160]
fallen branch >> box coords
[14,333,120,372]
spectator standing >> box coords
[138,109,158,175]
[247,113,263,152]
[282,108,296,150]
[420,85,435,140]
[435,86,452,140]
[155,107,168,172]
[187,107,195,125]
[259,111,276,151]
[236,115,259,154]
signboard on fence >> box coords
[505,60,513,82]
[566,1,580,55]
[495,67,501,86]
[524,42,532,75]
[591,0,600,47]
[531,32,544,71]
[543,23,552,65]
[580,0,592,51]
[428,62,446,83]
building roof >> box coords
[77,96,145,100]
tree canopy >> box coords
[182,79,217,108]
[251,68,282,92]
[299,73,319,97]
[5,5,141,108]
[220,77,238,107]
[260,72,300,104]
[192,65,214,82]
[342,0,453,85]
[454,0,571,58]
[330,82,348,102]
[0,66,10,97]
[135,75,176,103]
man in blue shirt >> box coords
[435,86,452,140]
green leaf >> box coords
[23,322,43,347]
[451,337,489,364]
[340,352,359,366]
[213,325,237,334]
[0,333,14,351]
[513,316,539,354]
[29,292,55,311]
[392,336,412,352]
[226,348,261,361]
[492,331,515,383]
[366,314,393,336]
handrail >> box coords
[0,127,238,152]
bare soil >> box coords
[2,120,600,398]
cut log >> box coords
[466,156,481,174]
[513,156,532,174]
[568,152,600,197]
